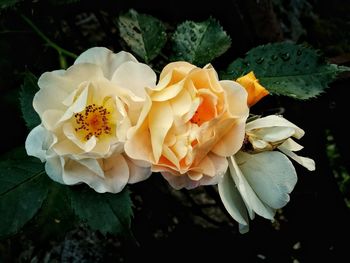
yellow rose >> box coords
[25,47,156,193]
[236,71,269,107]
[125,62,249,189]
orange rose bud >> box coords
[236,71,269,107]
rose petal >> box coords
[151,79,185,101]
[212,119,246,156]
[148,101,174,162]
[220,80,249,118]
[74,47,138,79]
[278,145,316,171]
[35,64,104,116]
[159,62,195,80]
[25,125,49,162]
[246,115,304,139]
[248,126,296,143]
[62,153,130,193]
[45,155,64,184]
[58,82,90,123]
[236,151,298,209]
[111,61,156,100]
[218,170,249,226]
[124,155,152,184]
[280,138,304,151]
[236,71,269,107]
[42,110,64,131]
[161,171,201,190]
[63,123,97,152]
[227,155,275,220]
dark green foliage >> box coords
[224,42,349,99]
[0,0,23,10]
[70,187,133,235]
[0,148,48,238]
[19,72,40,130]
[118,9,167,63]
[171,18,231,66]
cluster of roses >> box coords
[26,47,314,232]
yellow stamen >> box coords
[74,104,112,140]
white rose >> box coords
[25,47,156,193]
[219,115,315,233]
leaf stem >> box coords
[21,14,78,59]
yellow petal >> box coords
[148,101,173,162]
[170,88,192,116]
[159,62,195,80]
[236,71,269,107]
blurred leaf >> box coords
[224,42,350,99]
[20,71,40,130]
[273,0,314,41]
[0,148,48,238]
[118,9,167,63]
[171,18,231,66]
[30,182,76,241]
[0,0,23,10]
[69,186,133,235]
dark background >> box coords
[0,0,349,262]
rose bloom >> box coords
[219,115,315,233]
[25,47,156,193]
[236,71,269,107]
[125,62,249,189]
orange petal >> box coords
[236,71,269,107]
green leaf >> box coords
[0,0,23,10]
[69,186,133,235]
[118,9,167,63]
[29,181,76,242]
[171,18,231,66]
[20,71,40,130]
[0,148,48,238]
[224,42,350,100]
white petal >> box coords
[249,127,295,143]
[25,125,50,162]
[58,83,89,123]
[239,223,250,234]
[111,61,156,100]
[42,110,64,131]
[76,158,104,178]
[236,151,297,209]
[246,115,304,139]
[218,171,249,226]
[124,155,152,184]
[280,138,304,151]
[228,156,275,220]
[278,145,316,171]
[35,64,104,116]
[62,154,130,193]
[74,47,138,79]
[63,123,97,152]
[102,153,130,192]
[45,154,64,184]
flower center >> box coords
[74,104,112,140]
[190,96,216,126]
